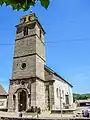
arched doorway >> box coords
[18,90,27,111]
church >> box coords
[8,13,73,112]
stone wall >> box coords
[44,68,53,81]
[53,74,73,110]
[36,79,45,110]
[14,36,36,58]
[12,55,36,79]
[8,78,32,112]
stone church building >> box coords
[8,13,73,112]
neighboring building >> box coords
[8,13,73,112]
[75,99,90,111]
[0,84,8,111]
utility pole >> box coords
[59,88,62,119]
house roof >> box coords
[0,84,7,96]
[45,65,73,87]
[77,99,90,103]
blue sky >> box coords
[0,0,90,93]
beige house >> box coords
[7,13,73,112]
[0,84,8,111]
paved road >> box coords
[0,111,74,118]
[0,111,90,119]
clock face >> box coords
[21,63,26,70]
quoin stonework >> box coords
[8,13,73,112]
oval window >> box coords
[21,63,26,70]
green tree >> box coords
[0,0,50,11]
[73,93,90,101]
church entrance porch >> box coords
[18,90,27,112]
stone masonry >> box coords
[8,13,46,112]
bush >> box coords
[34,106,37,112]
[26,106,41,114]
[37,107,41,114]
[26,106,34,113]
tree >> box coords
[73,93,90,101]
[0,0,50,11]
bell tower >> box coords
[8,13,46,112]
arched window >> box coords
[56,88,59,98]
[23,26,28,36]
[62,90,64,99]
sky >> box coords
[0,0,90,93]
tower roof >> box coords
[16,13,45,34]
[0,84,7,96]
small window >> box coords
[65,95,69,104]
[21,63,26,70]
[0,101,4,106]
[24,26,28,36]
